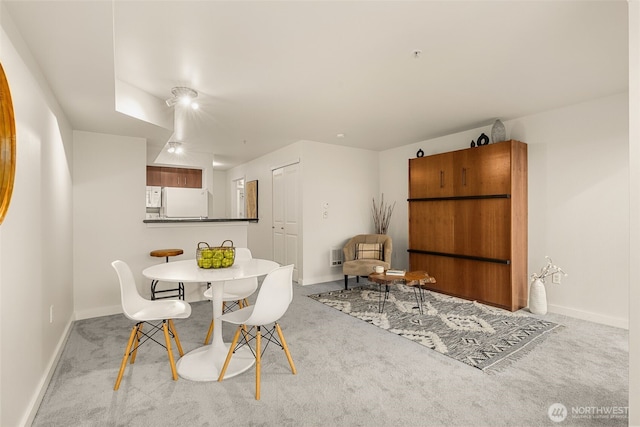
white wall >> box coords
[627,2,639,421]
[380,93,629,329]
[72,130,248,320]
[0,11,74,427]
[513,94,628,327]
[210,168,227,218]
[300,141,379,284]
[226,140,379,285]
[225,141,303,262]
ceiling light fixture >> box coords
[167,141,183,154]
[165,86,199,110]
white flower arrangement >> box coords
[531,256,568,283]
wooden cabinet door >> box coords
[455,142,511,196]
[182,168,202,188]
[408,201,455,254]
[146,166,202,188]
[409,153,455,198]
[146,166,163,186]
[410,252,513,310]
[410,199,511,261]
[159,167,178,187]
[409,142,512,199]
[409,253,464,296]
[454,198,511,260]
[459,260,512,309]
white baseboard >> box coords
[75,293,211,321]
[297,273,343,286]
[547,303,629,329]
[22,316,74,427]
[74,304,122,321]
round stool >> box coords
[150,249,185,300]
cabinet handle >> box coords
[440,170,444,188]
[462,168,467,186]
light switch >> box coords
[322,202,329,219]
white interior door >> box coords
[272,168,285,265]
[272,163,299,281]
[231,177,245,218]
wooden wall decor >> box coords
[0,62,16,225]
[245,180,258,219]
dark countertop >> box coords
[143,218,258,224]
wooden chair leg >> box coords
[130,323,143,364]
[255,326,262,400]
[168,319,184,357]
[204,319,214,345]
[114,324,139,390]
[162,321,178,381]
[243,298,250,307]
[275,323,297,374]
[218,325,243,382]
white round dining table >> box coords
[142,258,279,381]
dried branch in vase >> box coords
[372,194,395,235]
[531,256,568,283]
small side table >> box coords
[368,270,436,314]
[149,249,185,300]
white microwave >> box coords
[146,186,162,208]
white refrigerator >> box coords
[162,187,208,218]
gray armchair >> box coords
[342,234,393,289]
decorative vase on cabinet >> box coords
[528,279,547,315]
[491,119,506,143]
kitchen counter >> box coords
[144,218,257,224]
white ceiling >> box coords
[3,1,628,170]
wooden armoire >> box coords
[408,140,527,311]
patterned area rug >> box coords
[309,284,563,372]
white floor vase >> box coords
[528,279,548,315]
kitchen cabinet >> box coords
[146,166,202,188]
[408,140,527,311]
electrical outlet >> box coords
[552,272,562,284]
[49,305,54,323]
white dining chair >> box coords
[217,264,296,400]
[111,260,192,390]
[202,248,258,344]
